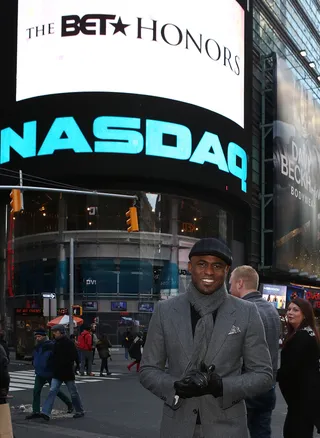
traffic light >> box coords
[10,189,23,213]
[72,305,83,316]
[126,206,139,232]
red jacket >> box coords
[77,330,92,351]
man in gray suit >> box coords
[229,265,280,438]
[140,238,273,438]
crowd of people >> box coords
[1,238,320,437]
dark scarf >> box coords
[187,282,227,370]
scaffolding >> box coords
[260,53,276,270]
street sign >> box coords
[43,298,57,318]
[42,293,56,299]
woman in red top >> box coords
[277,298,320,438]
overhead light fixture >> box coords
[309,62,316,69]
[299,271,308,277]
[309,275,318,280]
[317,75,320,82]
[300,50,307,57]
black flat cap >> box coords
[189,238,232,265]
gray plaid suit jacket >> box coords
[140,292,273,438]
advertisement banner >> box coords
[273,57,320,275]
[17,0,245,127]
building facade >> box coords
[0,0,252,347]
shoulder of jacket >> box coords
[300,326,316,337]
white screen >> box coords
[16,0,245,127]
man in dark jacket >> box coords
[0,331,10,362]
[40,325,84,421]
[26,328,73,420]
[230,265,280,438]
[0,343,9,404]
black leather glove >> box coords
[174,362,223,399]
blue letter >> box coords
[38,117,92,156]
[0,121,37,164]
[94,117,143,154]
[228,142,247,193]
[146,120,192,160]
[189,132,229,172]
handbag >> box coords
[0,403,13,438]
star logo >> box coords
[111,17,130,35]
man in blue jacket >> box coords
[26,328,73,419]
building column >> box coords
[57,194,67,308]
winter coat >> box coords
[129,337,143,361]
[96,339,112,359]
[0,344,9,390]
[33,339,54,378]
[0,340,10,362]
[77,330,93,351]
[277,326,320,426]
[122,332,133,349]
[52,336,79,381]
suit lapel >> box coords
[172,295,194,362]
[205,296,236,364]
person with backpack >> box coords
[26,328,73,420]
[78,326,93,376]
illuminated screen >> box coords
[261,284,287,310]
[138,302,154,313]
[16,0,245,127]
[111,301,127,311]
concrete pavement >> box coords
[9,348,289,438]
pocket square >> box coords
[228,325,241,335]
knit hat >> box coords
[189,238,233,266]
[51,324,66,334]
[34,328,47,336]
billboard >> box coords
[261,283,287,310]
[273,57,320,275]
[16,0,244,128]
[0,1,252,206]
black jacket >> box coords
[129,337,143,361]
[0,344,9,391]
[278,327,320,413]
[52,336,79,381]
[0,340,10,362]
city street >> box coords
[8,349,289,438]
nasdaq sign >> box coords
[0,116,247,192]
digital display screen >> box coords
[138,302,154,313]
[261,284,287,310]
[16,0,245,128]
[82,301,98,311]
[111,301,127,311]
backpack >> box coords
[77,332,91,350]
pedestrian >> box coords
[96,334,112,376]
[77,326,93,376]
[277,298,320,438]
[0,331,10,362]
[0,342,9,404]
[140,237,273,438]
[70,334,80,375]
[122,330,133,360]
[127,333,144,372]
[26,328,73,420]
[40,325,84,421]
[91,324,98,365]
[229,266,280,438]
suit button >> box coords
[193,409,198,414]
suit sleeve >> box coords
[139,303,179,408]
[222,303,273,409]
